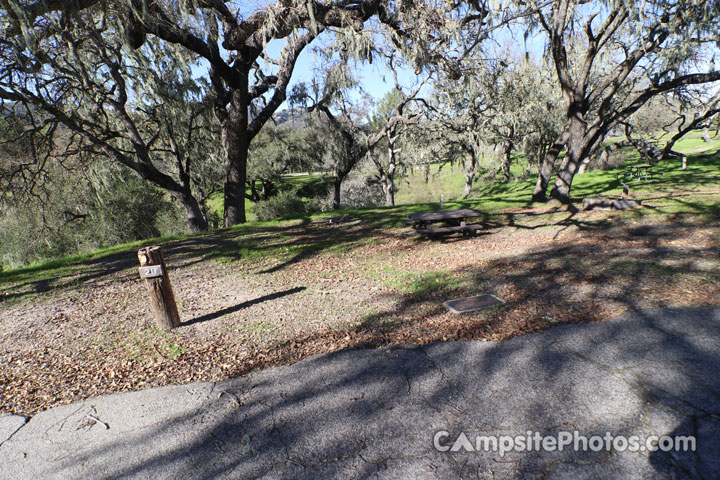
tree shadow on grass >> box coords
[0,218,393,302]
[2,191,716,305]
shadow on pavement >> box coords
[6,308,719,479]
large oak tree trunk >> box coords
[462,151,478,198]
[176,191,208,233]
[500,141,513,181]
[383,145,397,207]
[532,133,566,202]
[463,171,475,198]
[549,149,579,203]
[382,176,395,207]
[333,176,342,210]
[549,119,590,203]
[222,84,249,226]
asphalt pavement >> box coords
[1,307,719,479]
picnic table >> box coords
[625,164,663,181]
[406,208,485,237]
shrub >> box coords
[0,208,46,268]
[585,151,629,172]
[86,176,168,246]
[253,190,312,221]
[0,172,184,268]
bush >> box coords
[585,150,629,172]
[253,190,314,221]
[0,208,46,268]
[85,176,168,246]
[0,172,184,269]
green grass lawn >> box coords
[396,131,720,213]
[2,132,718,286]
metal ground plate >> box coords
[443,294,505,313]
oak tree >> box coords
[529,0,720,202]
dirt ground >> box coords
[1,207,719,416]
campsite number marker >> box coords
[137,246,180,329]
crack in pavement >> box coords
[0,415,29,449]
[4,308,719,479]
[44,405,85,436]
[286,436,368,469]
[418,344,471,408]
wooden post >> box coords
[682,156,687,170]
[137,246,180,330]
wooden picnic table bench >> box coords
[407,208,485,237]
[625,164,663,181]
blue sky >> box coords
[264,35,422,109]
[190,30,416,112]
[270,24,548,109]
[228,0,416,107]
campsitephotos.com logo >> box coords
[433,430,696,457]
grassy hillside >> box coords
[2,132,718,288]
[396,130,720,207]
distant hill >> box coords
[273,107,311,129]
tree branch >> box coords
[248,30,320,139]
[1,0,101,35]
[591,71,720,140]
[249,75,278,100]
[587,23,669,109]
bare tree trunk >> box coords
[222,85,249,227]
[532,133,566,202]
[592,140,633,170]
[500,141,513,181]
[260,180,274,200]
[661,108,720,159]
[333,176,342,210]
[549,119,587,204]
[550,146,583,203]
[382,160,396,207]
[576,157,591,174]
[176,191,208,233]
[382,176,395,206]
[462,152,477,198]
[463,171,475,198]
[314,104,366,211]
[702,126,711,143]
[382,134,398,207]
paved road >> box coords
[2,307,719,479]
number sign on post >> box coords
[137,246,181,330]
